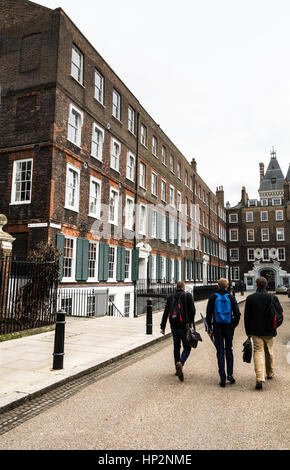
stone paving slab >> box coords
[0,294,248,412]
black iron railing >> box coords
[0,258,58,335]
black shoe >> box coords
[266,375,273,380]
[219,381,226,388]
[175,362,184,382]
[227,375,236,384]
[256,382,263,390]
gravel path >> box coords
[0,299,289,450]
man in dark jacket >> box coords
[160,281,196,381]
[206,278,241,387]
[244,277,283,390]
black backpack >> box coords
[264,295,284,331]
[169,293,185,327]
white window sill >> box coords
[67,138,82,149]
[110,165,120,173]
[64,205,79,213]
[139,185,147,191]
[88,213,101,220]
[87,279,99,283]
[128,129,136,137]
[140,143,148,149]
[94,98,105,108]
[10,201,31,206]
[91,154,103,162]
[70,75,85,88]
[109,221,118,226]
[61,279,77,283]
[126,176,135,183]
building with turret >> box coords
[227,149,290,290]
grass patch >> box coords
[0,324,56,343]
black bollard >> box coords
[52,309,66,370]
[146,298,153,335]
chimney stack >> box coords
[216,186,224,206]
[241,186,248,206]
[191,158,197,173]
[259,162,264,183]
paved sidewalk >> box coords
[0,293,248,412]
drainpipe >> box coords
[133,111,140,318]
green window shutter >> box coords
[166,216,170,242]
[98,243,109,281]
[82,239,89,281]
[166,258,170,282]
[174,220,178,245]
[156,255,162,281]
[76,238,89,281]
[131,248,139,281]
[117,246,125,282]
[148,254,152,281]
[174,259,178,282]
[56,233,65,281]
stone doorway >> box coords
[260,268,276,291]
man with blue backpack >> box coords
[206,278,241,387]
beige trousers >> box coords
[252,336,274,382]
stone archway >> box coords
[260,268,276,291]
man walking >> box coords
[206,278,241,387]
[160,281,196,382]
[244,277,283,390]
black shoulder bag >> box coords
[183,292,202,348]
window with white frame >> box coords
[89,176,101,219]
[128,106,135,133]
[230,248,239,261]
[278,248,285,261]
[108,246,116,281]
[110,138,121,172]
[170,155,174,173]
[248,248,255,261]
[63,237,76,281]
[275,210,283,221]
[124,250,131,281]
[177,162,181,179]
[246,212,253,223]
[161,214,166,241]
[125,196,134,231]
[139,204,146,234]
[11,159,33,204]
[272,198,282,205]
[140,124,147,146]
[94,70,104,104]
[190,176,193,191]
[170,186,175,207]
[109,187,119,225]
[185,171,188,187]
[161,179,166,202]
[152,136,157,156]
[88,242,98,280]
[91,123,104,160]
[229,229,238,241]
[151,210,157,238]
[229,213,238,223]
[162,146,166,165]
[230,267,240,281]
[139,162,146,189]
[68,104,83,147]
[247,229,255,242]
[177,191,181,212]
[262,248,270,261]
[169,219,174,244]
[65,163,80,212]
[261,211,268,222]
[112,89,121,120]
[151,171,158,196]
[124,293,131,316]
[71,45,83,84]
[126,152,135,181]
[261,228,269,241]
[261,199,268,206]
[248,199,257,207]
[276,228,284,241]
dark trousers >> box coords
[213,324,234,382]
[171,328,191,366]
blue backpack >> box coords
[214,293,232,324]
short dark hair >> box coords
[256,277,268,289]
[176,281,185,290]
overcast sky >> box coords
[36,0,290,205]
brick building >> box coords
[227,149,290,290]
[0,0,228,316]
